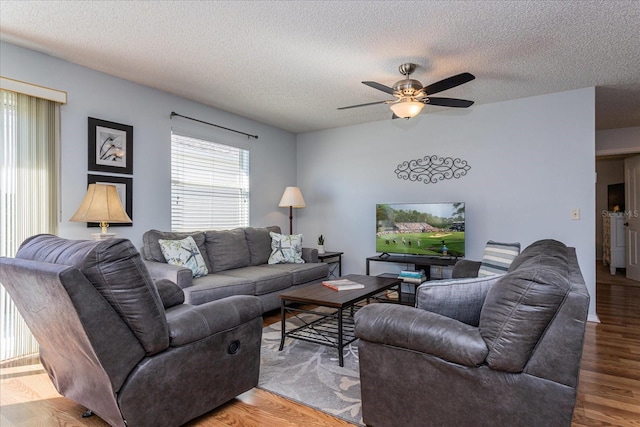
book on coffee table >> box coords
[322,278,365,291]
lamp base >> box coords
[91,232,116,241]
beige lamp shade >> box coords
[278,186,306,208]
[278,186,305,235]
[70,184,132,235]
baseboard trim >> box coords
[587,314,601,323]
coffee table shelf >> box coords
[283,305,361,349]
[278,274,400,366]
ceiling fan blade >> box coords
[423,72,475,95]
[427,97,474,108]
[362,81,396,95]
[337,100,388,110]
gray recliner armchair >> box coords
[355,239,590,427]
[0,234,263,427]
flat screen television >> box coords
[376,202,465,257]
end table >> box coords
[318,251,343,278]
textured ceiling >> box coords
[1,1,639,134]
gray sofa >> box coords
[142,225,329,312]
[354,239,590,427]
[0,234,263,427]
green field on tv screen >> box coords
[376,231,465,256]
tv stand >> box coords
[366,254,459,280]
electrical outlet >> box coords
[570,208,580,220]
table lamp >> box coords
[278,186,305,234]
[70,183,132,240]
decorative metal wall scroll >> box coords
[395,155,471,184]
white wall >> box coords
[1,42,297,247]
[596,126,640,154]
[297,88,597,319]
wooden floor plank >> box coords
[1,263,639,426]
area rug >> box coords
[258,313,364,426]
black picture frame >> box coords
[86,174,133,228]
[88,117,133,174]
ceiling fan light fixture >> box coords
[390,99,424,118]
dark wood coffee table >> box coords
[278,274,401,366]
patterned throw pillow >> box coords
[268,232,305,264]
[478,241,521,277]
[159,236,209,278]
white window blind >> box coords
[171,133,249,231]
[1,89,60,364]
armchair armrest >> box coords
[165,295,263,346]
[302,247,318,263]
[145,260,193,289]
[354,304,488,367]
[416,274,503,326]
[452,259,482,278]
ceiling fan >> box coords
[338,63,475,119]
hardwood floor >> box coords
[1,264,639,426]
[571,264,640,426]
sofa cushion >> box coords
[158,236,209,278]
[185,273,255,305]
[221,266,292,295]
[205,228,251,272]
[16,234,169,355]
[245,226,281,266]
[416,274,504,326]
[479,259,571,372]
[477,241,521,277]
[264,262,328,285]
[143,229,212,272]
[268,232,304,264]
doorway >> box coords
[596,153,640,282]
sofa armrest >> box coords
[165,295,263,346]
[452,259,482,278]
[154,279,185,309]
[354,304,488,367]
[415,274,503,326]
[302,247,318,263]
[144,260,193,289]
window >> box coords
[171,133,249,231]
[1,89,60,364]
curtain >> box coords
[0,89,59,363]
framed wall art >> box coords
[86,174,133,227]
[88,117,134,174]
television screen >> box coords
[376,202,465,257]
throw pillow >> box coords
[159,236,209,278]
[268,232,305,264]
[478,240,521,277]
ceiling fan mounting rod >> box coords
[398,63,416,76]
[393,63,423,96]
